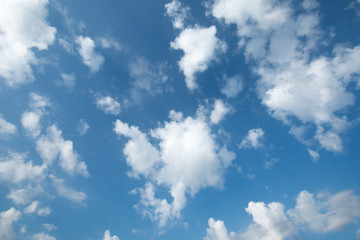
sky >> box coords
[0,0,360,239]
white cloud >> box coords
[94,94,121,115]
[211,0,360,153]
[128,57,169,103]
[103,229,120,240]
[168,110,183,122]
[0,207,21,240]
[42,223,57,232]
[21,93,50,138]
[24,201,51,216]
[7,185,44,205]
[210,99,231,124]
[77,119,90,136]
[0,116,17,136]
[61,73,76,90]
[308,149,319,162]
[76,36,104,73]
[239,128,265,149]
[31,232,56,240]
[165,0,190,29]
[204,189,360,239]
[0,0,56,87]
[171,26,226,90]
[114,107,235,226]
[36,125,89,176]
[99,37,122,51]
[220,75,243,98]
[51,176,87,204]
[0,153,46,185]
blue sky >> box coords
[0,0,360,239]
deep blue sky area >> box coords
[0,0,360,239]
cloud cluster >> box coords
[94,94,121,115]
[0,0,56,87]
[165,0,190,29]
[204,189,360,240]
[114,106,235,226]
[239,128,265,149]
[210,0,360,152]
[76,36,104,73]
[0,116,17,137]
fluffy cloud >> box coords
[24,201,51,217]
[7,184,44,205]
[36,125,89,176]
[204,189,360,240]
[0,208,21,240]
[220,75,243,98]
[21,93,50,138]
[128,57,169,103]
[239,128,265,149]
[114,107,235,226]
[103,229,119,240]
[165,0,190,29]
[171,26,226,90]
[307,149,319,162]
[94,94,121,115]
[211,0,360,152]
[210,99,231,124]
[51,176,87,204]
[0,0,56,87]
[76,36,104,73]
[0,153,46,185]
[77,119,90,136]
[0,116,17,136]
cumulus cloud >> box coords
[36,125,89,176]
[204,189,360,240]
[94,94,121,115]
[103,229,120,240]
[128,57,169,103]
[24,201,51,216]
[171,26,226,90]
[220,75,243,98]
[308,149,319,162]
[99,37,122,51]
[210,99,231,124]
[7,184,44,205]
[0,0,56,87]
[114,107,235,226]
[51,176,87,204]
[76,36,104,73]
[211,0,360,152]
[0,116,17,137]
[165,0,190,29]
[239,128,265,149]
[77,119,90,136]
[0,207,21,240]
[21,93,50,138]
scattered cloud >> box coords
[103,229,120,240]
[171,26,227,90]
[0,0,56,87]
[210,99,231,124]
[239,128,265,149]
[220,75,243,98]
[0,116,17,137]
[94,94,121,115]
[308,149,320,162]
[51,176,87,204]
[77,119,90,136]
[114,107,235,226]
[204,189,360,240]
[165,0,190,29]
[76,36,104,73]
[128,57,169,104]
[36,125,89,176]
[31,232,56,240]
[60,72,76,90]
[42,223,57,232]
[98,37,122,51]
[24,201,51,217]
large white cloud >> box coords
[204,189,360,240]
[76,36,104,73]
[0,0,56,87]
[114,107,235,226]
[171,26,226,90]
[211,0,360,152]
